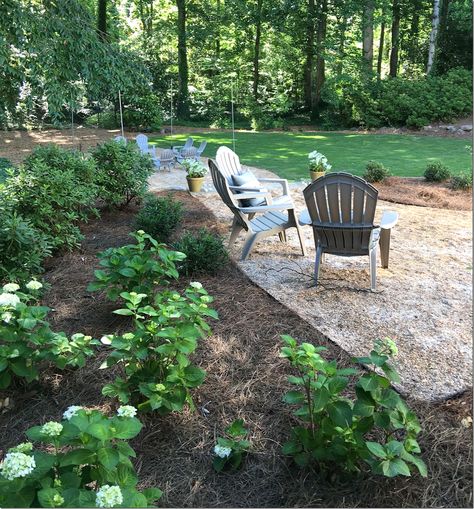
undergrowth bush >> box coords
[0,281,94,389]
[91,141,154,207]
[449,172,472,190]
[0,406,162,507]
[281,336,427,478]
[135,194,183,243]
[0,157,14,183]
[213,420,250,472]
[424,161,451,182]
[174,228,229,276]
[363,161,391,183]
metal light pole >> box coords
[230,80,236,152]
[118,90,125,138]
[170,80,173,136]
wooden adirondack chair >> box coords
[156,149,176,172]
[301,172,398,291]
[209,159,307,260]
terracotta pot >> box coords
[186,176,205,192]
[310,170,326,181]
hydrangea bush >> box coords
[308,150,332,172]
[0,407,162,508]
[212,419,250,472]
[181,159,207,178]
[0,282,94,388]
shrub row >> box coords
[0,142,154,284]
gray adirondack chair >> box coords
[176,146,198,164]
[301,172,398,291]
[209,159,307,260]
[156,149,176,172]
[196,140,207,158]
[173,137,194,157]
[114,135,127,144]
[216,146,292,204]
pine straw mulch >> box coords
[0,191,472,508]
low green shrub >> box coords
[99,283,217,413]
[0,406,162,507]
[123,94,163,132]
[84,111,119,129]
[251,114,277,131]
[424,161,451,182]
[213,419,251,472]
[363,161,390,183]
[0,281,94,389]
[2,145,98,250]
[281,336,427,478]
[0,157,14,183]
[0,212,52,284]
[87,230,185,302]
[91,141,154,207]
[449,172,472,190]
[173,228,229,276]
[135,194,183,243]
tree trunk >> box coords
[433,0,449,73]
[335,14,347,77]
[311,0,327,120]
[215,0,221,59]
[427,0,440,74]
[304,0,316,111]
[97,0,107,41]
[408,0,420,64]
[362,0,375,74]
[253,0,263,100]
[176,0,190,119]
[389,0,400,77]
[377,20,385,79]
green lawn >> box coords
[151,130,472,180]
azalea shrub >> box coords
[0,406,162,508]
[281,336,427,478]
[213,419,251,472]
[0,281,94,389]
[99,282,217,413]
[91,141,154,207]
[135,194,183,243]
[87,230,185,303]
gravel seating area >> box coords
[149,163,472,402]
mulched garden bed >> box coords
[0,192,471,508]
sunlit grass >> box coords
[150,130,472,180]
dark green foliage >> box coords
[449,172,472,190]
[2,145,98,251]
[213,420,251,473]
[0,212,52,284]
[135,194,183,243]
[174,229,229,276]
[0,157,14,183]
[424,162,451,182]
[92,141,154,207]
[363,161,391,183]
[123,94,163,131]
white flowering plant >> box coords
[212,419,250,472]
[87,230,186,304]
[181,158,207,178]
[0,282,94,389]
[308,150,332,172]
[99,281,217,414]
[0,407,162,507]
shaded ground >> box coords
[0,192,471,508]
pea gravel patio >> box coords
[148,163,472,402]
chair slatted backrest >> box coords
[160,149,175,163]
[209,159,249,231]
[196,140,207,155]
[303,172,378,255]
[183,137,194,150]
[216,146,245,184]
[135,134,148,152]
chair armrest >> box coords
[256,177,289,195]
[229,185,263,192]
[232,191,271,200]
[380,210,399,230]
[238,201,294,214]
[298,209,312,226]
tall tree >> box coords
[362,0,375,73]
[389,0,400,77]
[312,0,328,119]
[253,0,264,100]
[427,0,440,73]
[377,12,386,79]
[176,0,190,118]
[97,0,107,40]
[304,0,316,111]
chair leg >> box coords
[229,218,243,248]
[295,224,307,256]
[241,233,260,260]
[369,248,377,291]
[380,228,391,268]
[278,231,287,243]
[314,245,323,285]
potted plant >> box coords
[182,159,208,192]
[308,150,332,180]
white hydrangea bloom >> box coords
[63,405,83,421]
[2,312,13,323]
[190,282,202,289]
[41,421,63,437]
[214,444,232,458]
[0,452,36,480]
[26,280,43,290]
[95,485,123,507]
[117,405,137,418]
[10,442,33,454]
[2,283,20,293]
[0,293,20,307]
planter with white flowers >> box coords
[182,159,208,192]
[308,150,332,180]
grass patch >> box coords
[151,131,472,179]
